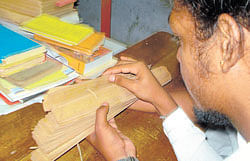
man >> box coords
[87,0,250,160]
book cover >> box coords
[0,93,20,105]
[21,14,94,46]
[0,64,78,102]
[52,45,111,63]
[52,46,113,75]
[0,25,43,63]
[25,67,68,89]
[78,32,105,54]
[56,51,86,74]
[34,32,105,55]
[5,61,62,87]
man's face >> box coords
[169,1,233,127]
[169,2,210,110]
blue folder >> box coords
[0,25,42,63]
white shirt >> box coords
[162,107,250,161]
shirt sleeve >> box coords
[162,107,223,161]
[224,143,250,161]
[117,156,139,161]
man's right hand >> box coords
[103,57,165,105]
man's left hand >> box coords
[87,103,136,161]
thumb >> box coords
[96,103,109,129]
[86,132,96,146]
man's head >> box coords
[169,0,250,129]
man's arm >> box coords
[104,61,224,160]
[128,88,196,122]
[163,107,224,161]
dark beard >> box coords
[193,107,234,129]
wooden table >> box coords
[0,32,184,161]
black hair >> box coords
[177,0,250,40]
[193,107,235,129]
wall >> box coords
[78,0,173,45]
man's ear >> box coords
[217,14,243,72]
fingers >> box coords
[109,75,138,93]
[103,56,137,74]
[96,103,109,129]
[117,56,137,65]
[103,62,141,76]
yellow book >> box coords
[25,67,68,89]
[5,61,62,88]
[77,32,105,54]
[34,32,105,55]
[52,45,113,75]
[58,51,85,74]
[21,14,94,46]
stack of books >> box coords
[22,14,126,79]
[0,24,78,114]
[0,0,76,24]
[0,25,46,77]
[30,66,172,161]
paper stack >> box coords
[0,0,75,24]
[0,24,78,112]
[22,14,126,79]
[30,66,172,161]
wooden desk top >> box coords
[0,32,182,161]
